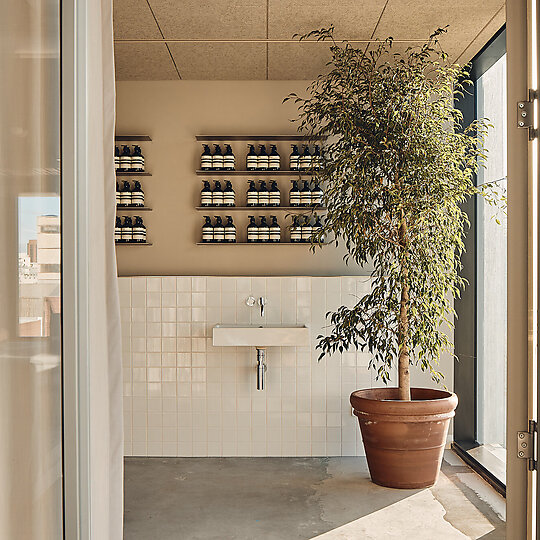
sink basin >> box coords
[213,324,309,347]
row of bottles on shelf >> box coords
[290,215,325,243]
[200,180,323,207]
[201,144,236,170]
[116,180,145,207]
[115,145,145,172]
[202,216,239,243]
[200,144,322,172]
[288,145,322,172]
[115,216,147,243]
[200,215,324,244]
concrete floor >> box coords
[124,452,506,539]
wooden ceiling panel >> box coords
[169,43,266,79]
[115,43,179,80]
[375,0,505,61]
[148,0,267,39]
[268,43,332,80]
[113,0,162,40]
[268,0,385,40]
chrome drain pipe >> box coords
[256,348,267,391]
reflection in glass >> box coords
[0,1,63,537]
[473,54,508,483]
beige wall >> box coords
[115,81,364,277]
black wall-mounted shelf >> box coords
[116,172,152,176]
[115,242,153,246]
[195,206,325,212]
[196,170,311,176]
[116,206,152,211]
[195,135,326,142]
[115,135,152,141]
[196,242,326,246]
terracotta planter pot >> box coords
[350,387,458,489]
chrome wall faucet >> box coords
[258,297,267,317]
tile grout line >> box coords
[145,0,182,80]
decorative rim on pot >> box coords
[350,387,458,418]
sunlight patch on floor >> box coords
[310,488,493,539]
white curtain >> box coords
[87,0,123,538]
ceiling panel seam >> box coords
[364,0,390,54]
[113,38,429,44]
[146,0,182,79]
[454,4,505,64]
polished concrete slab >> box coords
[124,452,505,539]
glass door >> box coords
[453,28,507,493]
[0,1,63,537]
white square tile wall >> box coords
[120,276,453,457]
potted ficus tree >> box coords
[286,28,498,489]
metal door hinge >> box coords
[517,419,537,471]
[517,89,538,140]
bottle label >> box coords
[114,158,120,170]
[201,156,212,168]
[224,157,235,168]
[299,157,312,169]
[290,192,300,205]
[258,194,269,206]
[312,193,322,205]
[270,229,280,241]
[301,192,312,205]
[120,193,132,205]
[122,229,133,241]
[290,157,299,170]
[120,157,132,167]
[201,193,212,205]
[202,229,213,241]
[212,157,224,169]
[133,228,146,241]
[214,229,225,241]
[269,157,280,169]
[258,229,269,241]
[213,193,224,205]
[247,229,258,241]
[302,227,312,240]
[225,229,236,241]
[114,228,122,241]
[132,193,144,205]
[257,158,269,169]
[291,228,301,241]
[131,157,144,170]
[270,193,280,205]
[247,156,258,168]
[224,194,235,205]
[247,193,258,206]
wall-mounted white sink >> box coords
[213,324,309,347]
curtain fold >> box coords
[87,0,123,537]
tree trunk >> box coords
[398,216,411,401]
